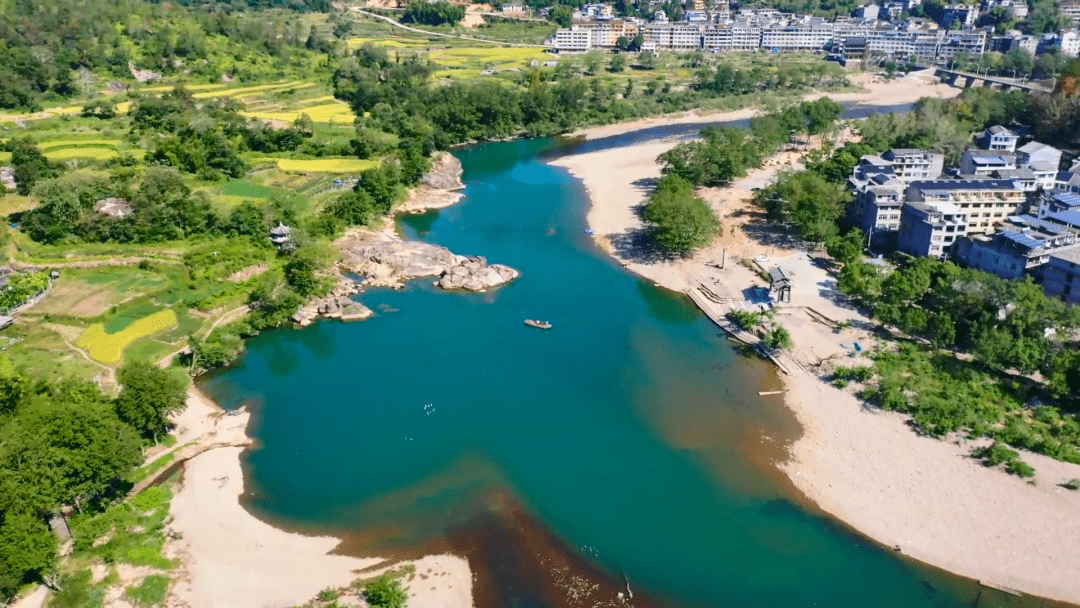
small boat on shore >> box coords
[524,319,552,329]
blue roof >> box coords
[1053,193,1080,209]
[1048,210,1080,227]
[999,230,1046,250]
[1012,214,1069,234]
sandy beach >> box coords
[166,390,475,608]
[551,79,1080,604]
[571,71,959,140]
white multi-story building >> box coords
[554,26,593,51]
[907,178,1027,234]
[644,22,703,49]
[1061,1,1080,27]
[937,29,988,59]
[1058,29,1080,56]
[943,3,980,27]
[761,17,834,51]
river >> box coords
[202,111,1055,608]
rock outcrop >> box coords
[291,279,372,327]
[340,240,519,292]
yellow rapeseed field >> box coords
[43,147,119,161]
[241,102,355,124]
[193,81,317,99]
[77,309,178,365]
[275,157,379,173]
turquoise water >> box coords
[204,137,1051,608]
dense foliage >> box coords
[0,0,328,109]
[0,272,51,314]
[401,0,466,26]
[641,175,720,257]
[0,361,186,600]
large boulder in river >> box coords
[437,258,519,291]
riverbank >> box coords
[570,71,959,140]
[166,389,476,608]
[551,98,1080,604]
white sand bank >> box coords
[551,92,1080,603]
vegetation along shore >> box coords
[554,83,1080,603]
[3,0,1080,606]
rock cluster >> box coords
[341,241,519,292]
[291,279,372,327]
[422,153,465,190]
[437,257,519,291]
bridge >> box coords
[926,66,1053,93]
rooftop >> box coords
[1048,209,1080,228]
[1050,245,1080,266]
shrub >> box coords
[726,310,762,331]
[1063,478,1080,490]
[833,365,874,382]
[365,576,408,608]
[1006,459,1036,478]
[763,325,793,350]
[131,487,170,513]
[317,588,340,602]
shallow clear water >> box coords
[204,136,1053,608]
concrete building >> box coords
[1042,246,1080,304]
[1054,170,1080,194]
[937,29,988,59]
[943,3,980,27]
[1061,1,1080,27]
[898,200,969,257]
[955,215,1079,279]
[644,22,703,49]
[976,125,1019,152]
[1060,29,1080,57]
[761,18,835,51]
[906,178,1027,233]
[854,3,880,19]
[554,25,594,51]
[1038,192,1080,218]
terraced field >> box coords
[241,102,355,124]
[275,157,379,173]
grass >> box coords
[125,574,171,608]
[102,299,166,333]
[219,180,279,199]
[34,267,173,317]
[76,309,179,364]
[38,139,121,150]
[43,147,119,161]
[428,46,550,69]
[275,157,379,173]
[129,452,176,484]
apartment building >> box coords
[898,201,969,257]
[906,178,1027,233]
[761,18,835,51]
[554,25,594,51]
[704,21,763,50]
[937,29,988,59]
[1042,246,1080,304]
[644,22,703,49]
[1060,29,1080,56]
[982,0,1028,18]
[1061,1,1080,27]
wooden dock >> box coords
[685,286,795,376]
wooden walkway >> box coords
[686,285,797,376]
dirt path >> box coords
[349,8,551,48]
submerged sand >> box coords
[167,391,475,608]
[550,79,1080,604]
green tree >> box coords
[551,5,573,26]
[9,138,56,196]
[0,512,56,599]
[764,325,794,350]
[366,576,408,608]
[284,247,323,297]
[825,229,865,265]
[115,361,188,442]
[641,176,720,257]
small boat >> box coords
[524,319,552,329]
